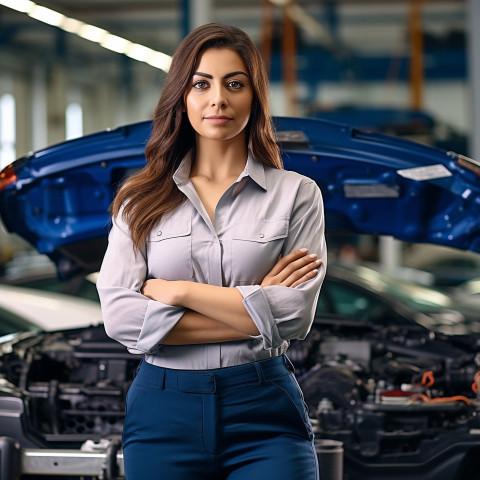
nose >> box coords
[211,84,227,108]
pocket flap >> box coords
[233,217,288,243]
[149,216,191,242]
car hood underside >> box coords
[1,116,479,278]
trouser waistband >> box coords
[138,355,294,394]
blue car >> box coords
[0,116,479,278]
[0,116,479,480]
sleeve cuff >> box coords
[236,285,284,350]
[136,300,187,353]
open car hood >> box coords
[1,116,479,278]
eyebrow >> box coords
[193,71,249,79]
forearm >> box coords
[162,309,250,345]
[141,248,322,340]
[177,282,260,335]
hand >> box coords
[141,279,181,305]
[261,248,321,288]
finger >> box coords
[267,249,308,277]
[266,248,309,277]
[282,259,321,287]
[291,269,319,288]
[275,253,318,283]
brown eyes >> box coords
[192,81,209,90]
[227,80,244,89]
[191,80,245,90]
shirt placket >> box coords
[177,181,235,369]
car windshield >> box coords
[319,262,480,332]
[354,265,453,311]
[0,305,39,336]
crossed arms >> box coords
[141,248,322,345]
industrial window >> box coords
[0,93,16,170]
[65,102,83,140]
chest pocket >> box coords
[231,217,288,284]
[146,216,193,281]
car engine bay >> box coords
[1,320,480,479]
[291,320,480,479]
[0,326,137,450]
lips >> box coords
[205,115,231,119]
[204,115,232,124]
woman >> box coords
[97,23,327,479]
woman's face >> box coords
[184,48,253,144]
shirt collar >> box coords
[172,150,194,187]
[239,152,267,191]
[172,149,267,191]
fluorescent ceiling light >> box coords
[100,34,131,54]
[147,52,172,72]
[0,0,33,13]
[126,44,155,62]
[77,24,108,43]
[28,5,65,26]
[0,0,172,72]
[60,17,85,35]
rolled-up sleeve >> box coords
[237,180,326,350]
[96,214,186,354]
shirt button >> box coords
[259,233,265,239]
[157,231,162,236]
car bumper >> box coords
[0,437,125,479]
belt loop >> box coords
[254,361,265,384]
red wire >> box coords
[411,393,471,406]
[420,371,435,388]
[471,371,480,393]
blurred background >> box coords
[0,0,478,284]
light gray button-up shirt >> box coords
[97,151,327,369]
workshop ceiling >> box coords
[0,0,466,70]
[1,0,270,66]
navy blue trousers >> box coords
[122,355,319,479]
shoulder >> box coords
[264,165,318,192]
[262,167,324,217]
[110,206,131,237]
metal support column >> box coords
[467,0,480,159]
[188,0,213,31]
[379,236,402,273]
[181,0,190,38]
[46,65,67,146]
[282,3,298,116]
[31,64,48,151]
[409,0,424,111]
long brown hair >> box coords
[112,23,282,250]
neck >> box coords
[191,135,248,181]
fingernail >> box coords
[300,248,308,253]
[309,253,317,259]
[315,259,322,264]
